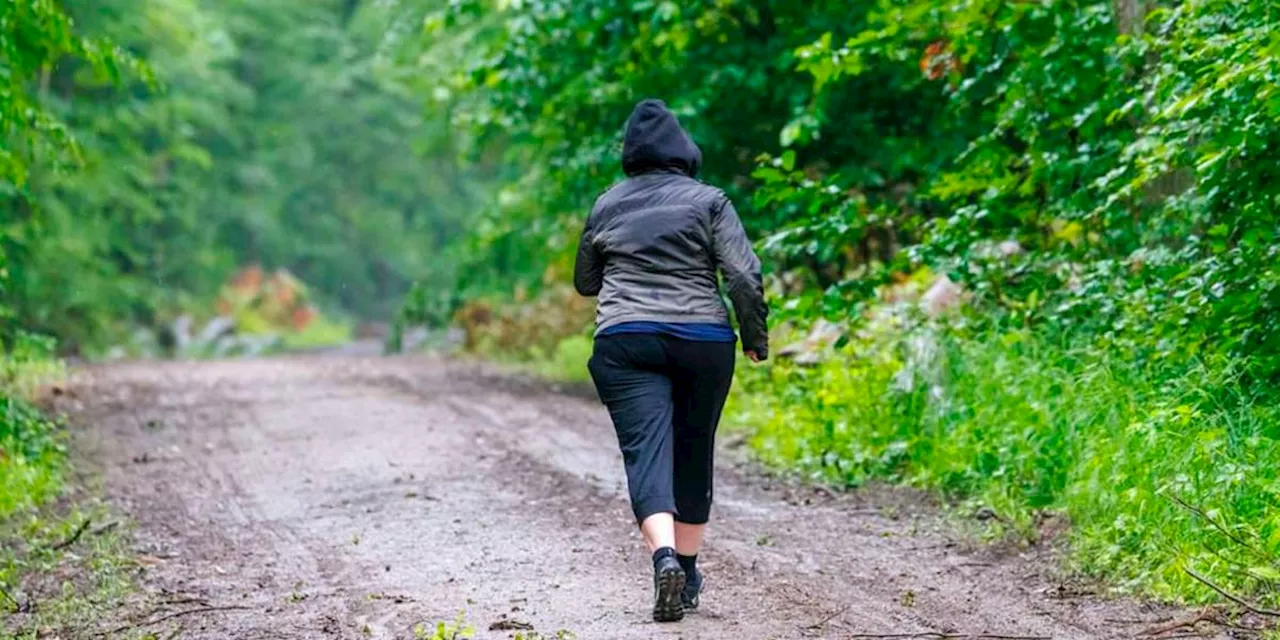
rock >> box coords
[402,327,430,352]
[170,315,193,353]
[921,276,963,318]
[195,316,236,347]
[777,319,846,365]
[974,506,1000,521]
[998,240,1024,257]
[236,334,283,357]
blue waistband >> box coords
[597,321,737,343]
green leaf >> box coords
[780,121,802,148]
[753,166,786,183]
[781,150,797,172]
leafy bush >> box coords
[456,286,595,359]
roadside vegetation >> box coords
[1,333,142,637]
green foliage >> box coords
[0,331,62,397]
[807,0,1280,379]
[525,335,593,384]
[0,394,64,519]
[5,0,1280,613]
[388,279,463,353]
[1,0,141,347]
[0,0,148,189]
[435,0,894,295]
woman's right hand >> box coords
[744,350,764,363]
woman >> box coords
[574,99,769,622]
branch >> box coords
[95,605,252,637]
[1163,493,1265,558]
[91,520,122,536]
[805,604,851,630]
[46,517,94,552]
[1138,609,1219,637]
[1184,567,1280,618]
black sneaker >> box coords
[652,554,687,622]
[682,567,702,611]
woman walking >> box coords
[574,99,769,622]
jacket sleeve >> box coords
[711,197,769,359]
[573,212,604,297]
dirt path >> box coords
[58,355,1205,639]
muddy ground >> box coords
[53,355,1220,639]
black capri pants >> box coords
[588,334,735,524]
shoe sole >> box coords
[653,566,686,622]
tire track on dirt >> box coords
[58,356,1215,639]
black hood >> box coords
[621,99,702,178]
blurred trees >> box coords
[2,0,480,352]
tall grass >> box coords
[732,326,1280,604]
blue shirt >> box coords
[598,322,737,343]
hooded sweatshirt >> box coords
[573,99,769,358]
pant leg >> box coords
[667,339,736,525]
[588,335,678,523]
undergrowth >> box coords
[516,335,593,384]
[0,334,67,521]
[1,333,142,637]
[441,286,596,384]
[729,321,1280,607]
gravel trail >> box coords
[57,355,1203,639]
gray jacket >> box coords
[573,100,769,358]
